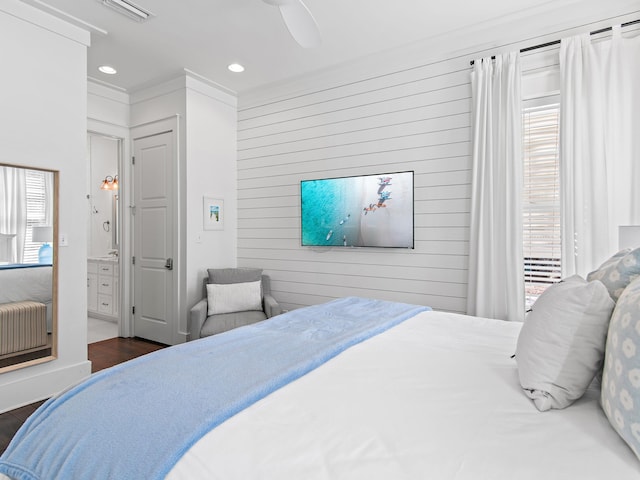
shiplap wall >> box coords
[237,54,473,313]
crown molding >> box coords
[2,0,92,45]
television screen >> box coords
[301,171,414,248]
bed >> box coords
[0,289,639,479]
[0,264,53,333]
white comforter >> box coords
[167,311,640,479]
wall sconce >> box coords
[100,175,118,191]
[32,225,53,264]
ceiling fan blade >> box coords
[278,0,321,48]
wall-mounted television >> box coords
[301,171,414,248]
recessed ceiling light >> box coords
[228,63,245,73]
[98,65,117,75]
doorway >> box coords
[87,133,122,343]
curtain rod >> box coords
[469,18,640,65]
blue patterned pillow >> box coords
[588,248,640,302]
[587,249,630,278]
[601,275,640,461]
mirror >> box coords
[0,163,57,372]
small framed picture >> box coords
[203,196,224,230]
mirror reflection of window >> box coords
[26,170,54,264]
[0,167,53,265]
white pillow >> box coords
[516,275,615,411]
[207,280,262,316]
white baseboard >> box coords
[0,360,92,414]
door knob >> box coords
[165,258,173,270]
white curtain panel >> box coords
[44,170,53,226]
[467,52,525,322]
[560,26,640,277]
[0,166,27,263]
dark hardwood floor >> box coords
[0,337,166,455]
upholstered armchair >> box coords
[189,268,282,340]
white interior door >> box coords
[132,130,175,345]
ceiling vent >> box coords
[102,0,153,22]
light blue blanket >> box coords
[0,297,429,480]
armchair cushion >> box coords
[208,268,262,285]
[206,280,263,316]
[200,310,267,337]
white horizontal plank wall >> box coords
[237,55,472,313]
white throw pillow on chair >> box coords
[207,280,263,316]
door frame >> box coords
[87,124,131,338]
[130,115,185,344]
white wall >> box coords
[130,73,237,342]
[185,77,238,314]
[237,10,640,314]
[237,56,471,313]
[88,81,130,129]
[0,1,91,412]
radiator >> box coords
[0,301,48,356]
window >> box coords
[23,169,49,263]
[522,99,561,308]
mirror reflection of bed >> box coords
[0,164,57,371]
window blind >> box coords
[523,102,561,307]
